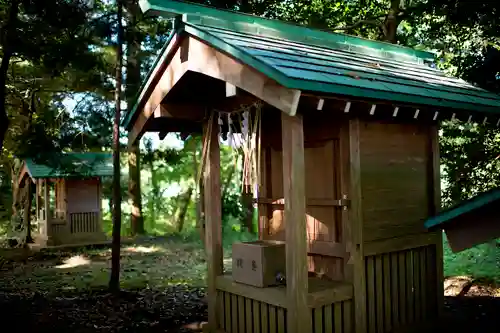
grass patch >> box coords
[443,234,500,282]
[0,223,257,295]
[0,238,213,294]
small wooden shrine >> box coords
[17,152,112,248]
[123,1,500,332]
[425,188,500,253]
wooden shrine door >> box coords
[258,113,347,281]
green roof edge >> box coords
[424,188,500,229]
[123,0,441,129]
[25,152,113,179]
[140,0,436,61]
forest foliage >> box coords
[0,0,499,240]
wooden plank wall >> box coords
[358,121,429,242]
[216,290,353,333]
[364,245,439,333]
[357,120,442,332]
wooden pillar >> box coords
[349,119,367,333]
[340,121,353,282]
[203,115,223,331]
[97,178,103,232]
[281,113,309,333]
[43,179,50,240]
[24,178,33,243]
[430,125,444,317]
[35,179,40,230]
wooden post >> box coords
[281,113,309,333]
[97,178,104,233]
[203,114,223,331]
[430,125,444,318]
[24,178,33,243]
[43,179,50,242]
[349,119,367,333]
[339,121,353,281]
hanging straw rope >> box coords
[196,102,263,198]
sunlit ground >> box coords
[0,239,232,294]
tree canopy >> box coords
[0,0,499,235]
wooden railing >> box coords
[69,212,99,234]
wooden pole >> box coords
[281,113,309,333]
[109,0,124,292]
[24,178,33,243]
[203,114,223,331]
[430,125,444,318]
[349,119,367,333]
[43,180,50,242]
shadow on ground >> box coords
[0,291,499,332]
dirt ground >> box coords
[0,239,498,332]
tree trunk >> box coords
[148,160,157,232]
[221,154,238,200]
[0,0,19,152]
[109,0,124,293]
[128,143,144,235]
[125,0,144,236]
[175,187,193,233]
[383,0,403,44]
[192,136,205,243]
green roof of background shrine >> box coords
[24,152,113,179]
[122,0,500,129]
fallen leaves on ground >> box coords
[0,286,207,333]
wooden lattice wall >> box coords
[216,290,354,333]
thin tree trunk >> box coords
[175,187,193,233]
[221,154,238,200]
[128,143,144,235]
[125,0,144,236]
[148,161,157,232]
[192,136,205,244]
[109,0,124,293]
[0,0,19,152]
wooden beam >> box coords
[317,98,324,110]
[187,37,301,115]
[128,35,301,146]
[363,232,440,256]
[158,131,168,140]
[392,106,399,117]
[349,118,367,333]
[344,101,351,113]
[226,82,237,97]
[203,115,223,331]
[128,34,189,147]
[153,103,205,120]
[281,113,309,333]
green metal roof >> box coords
[123,0,500,129]
[25,152,113,179]
[424,188,500,229]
